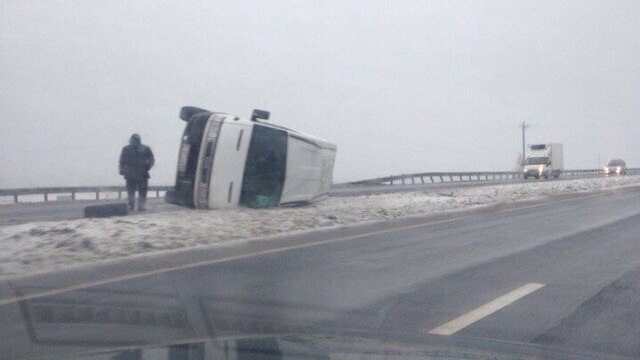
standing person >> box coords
[119,134,155,211]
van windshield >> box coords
[240,125,288,208]
[526,157,549,165]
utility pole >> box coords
[519,121,529,169]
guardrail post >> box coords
[449,175,453,182]
[14,194,18,203]
[96,191,99,200]
[420,176,424,184]
[430,176,434,183]
[44,192,48,202]
[71,192,76,201]
[411,177,415,184]
[401,177,405,185]
[156,190,160,197]
[118,191,122,199]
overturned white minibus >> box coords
[166,106,336,209]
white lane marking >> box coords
[428,283,545,336]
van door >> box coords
[240,125,288,207]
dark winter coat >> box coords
[119,144,155,179]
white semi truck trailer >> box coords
[166,106,336,209]
[523,143,564,179]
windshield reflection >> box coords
[0,268,337,360]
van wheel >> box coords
[84,203,128,218]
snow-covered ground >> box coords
[1,176,638,278]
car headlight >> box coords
[616,167,621,174]
[538,165,544,173]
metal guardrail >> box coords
[346,168,640,187]
[0,186,173,204]
[1,168,638,204]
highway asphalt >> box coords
[1,186,639,359]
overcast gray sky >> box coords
[1,0,638,188]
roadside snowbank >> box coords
[1,176,638,277]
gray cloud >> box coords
[1,0,638,187]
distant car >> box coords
[603,159,627,175]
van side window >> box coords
[240,125,288,208]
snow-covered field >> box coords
[1,176,638,278]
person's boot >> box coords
[138,198,147,211]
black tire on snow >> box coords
[84,203,129,218]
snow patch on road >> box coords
[1,176,638,278]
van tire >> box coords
[84,203,128,218]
